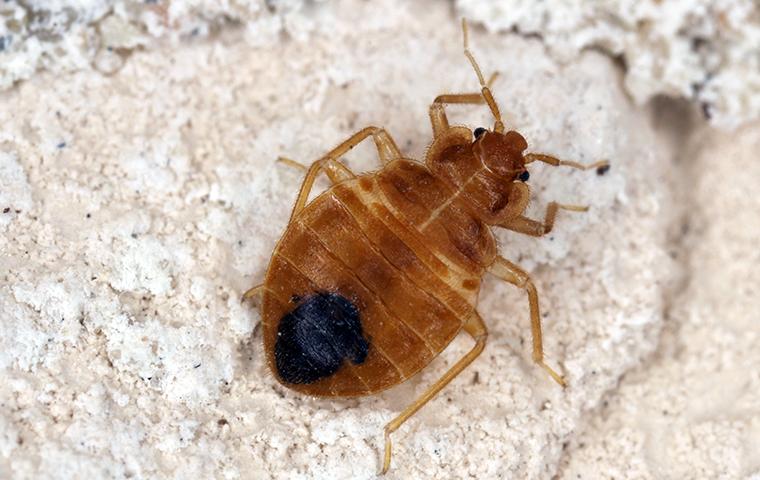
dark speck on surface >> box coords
[596,164,611,175]
[701,102,713,120]
[3,207,10,214]
[57,141,66,149]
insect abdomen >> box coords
[262,177,474,396]
[274,292,369,385]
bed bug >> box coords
[243,19,608,474]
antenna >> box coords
[462,18,504,133]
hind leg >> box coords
[381,312,487,474]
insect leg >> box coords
[499,202,588,237]
[278,156,351,184]
[326,126,403,165]
[289,157,356,219]
[241,284,264,302]
[276,156,308,172]
[381,312,487,474]
[524,153,609,172]
[288,127,404,219]
[429,72,498,138]
[488,256,566,387]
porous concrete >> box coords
[557,123,760,480]
[3,0,758,127]
[458,0,760,128]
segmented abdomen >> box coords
[262,160,493,396]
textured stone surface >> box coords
[557,123,760,480]
[457,0,760,128]
[0,0,308,88]
[3,0,758,128]
[1,0,752,479]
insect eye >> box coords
[518,171,530,182]
[473,127,487,139]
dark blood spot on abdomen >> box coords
[275,292,369,384]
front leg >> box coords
[489,256,566,387]
[492,172,591,236]
[500,202,589,236]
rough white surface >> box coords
[558,124,760,480]
[2,1,758,128]
[457,0,760,128]
[0,0,741,478]
[0,0,314,87]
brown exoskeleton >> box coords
[244,19,608,475]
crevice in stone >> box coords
[554,93,709,477]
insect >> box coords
[243,19,608,474]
